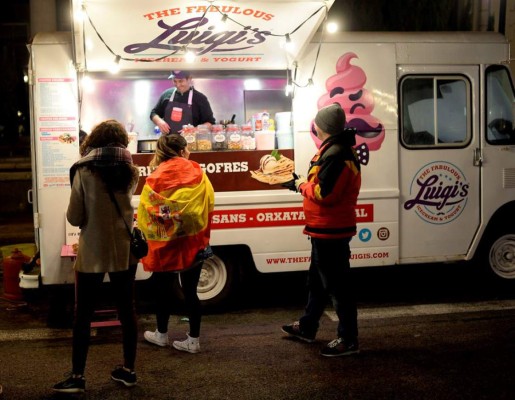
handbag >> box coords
[129,226,148,259]
[108,189,148,259]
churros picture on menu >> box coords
[250,151,294,185]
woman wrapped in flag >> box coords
[138,133,214,354]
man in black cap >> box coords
[281,103,362,357]
[150,70,215,135]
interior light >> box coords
[244,79,261,90]
[134,80,151,118]
[81,75,95,93]
[23,74,28,83]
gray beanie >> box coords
[314,103,346,135]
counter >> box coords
[132,149,294,194]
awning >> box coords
[72,0,334,73]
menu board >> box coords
[36,78,79,188]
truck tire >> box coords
[174,254,236,308]
[484,232,515,279]
[197,254,235,306]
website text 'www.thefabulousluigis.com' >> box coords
[265,252,390,264]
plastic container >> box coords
[241,125,256,150]
[252,114,263,132]
[276,130,294,149]
[275,112,292,131]
[226,124,243,150]
[182,125,197,151]
[196,125,212,151]
[262,111,270,131]
[255,131,275,150]
[127,132,138,153]
[211,125,228,150]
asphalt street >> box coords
[0,262,515,399]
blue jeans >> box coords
[299,237,358,343]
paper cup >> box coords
[255,132,275,150]
[127,132,138,154]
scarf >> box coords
[69,144,133,185]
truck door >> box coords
[479,65,515,278]
[398,66,480,261]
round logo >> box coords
[358,228,372,242]
[377,227,390,241]
[404,161,469,225]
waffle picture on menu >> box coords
[250,152,294,185]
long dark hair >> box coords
[82,120,139,192]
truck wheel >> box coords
[173,255,237,308]
[485,233,515,279]
[196,254,235,307]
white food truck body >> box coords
[26,2,515,306]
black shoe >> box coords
[52,375,85,393]
[111,366,137,387]
[320,338,360,357]
[281,322,316,343]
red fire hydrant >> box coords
[3,249,30,301]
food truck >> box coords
[24,0,515,307]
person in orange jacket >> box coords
[281,103,362,357]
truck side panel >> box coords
[293,41,400,268]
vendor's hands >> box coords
[156,118,170,135]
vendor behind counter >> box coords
[150,70,216,135]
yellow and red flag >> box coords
[137,157,214,272]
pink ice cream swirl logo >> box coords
[312,52,385,166]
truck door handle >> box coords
[473,148,482,167]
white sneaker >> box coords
[144,329,169,347]
[172,333,200,353]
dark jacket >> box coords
[149,87,216,126]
